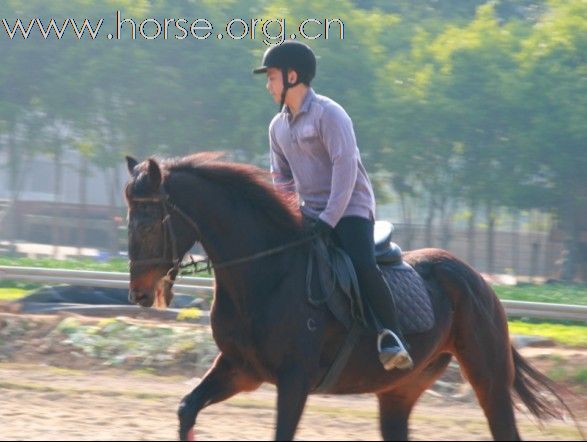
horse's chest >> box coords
[210,316,271,371]
[211,316,293,378]
[213,326,255,356]
[210,295,321,378]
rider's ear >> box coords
[288,69,298,84]
[126,156,138,175]
[147,158,162,189]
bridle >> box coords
[127,187,315,285]
[128,189,201,284]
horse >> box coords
[124,153,571,441]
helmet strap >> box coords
[279,69,301,112]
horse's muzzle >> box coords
[129,288,154,307]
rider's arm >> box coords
[317,104,358,228]
[269,121,296,194]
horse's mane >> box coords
[163,152,302,233]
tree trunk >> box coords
[467,204,477,267]
[439,196,452,250]
[5,131,16,248]
[425,195,435,247]
[78,154,88,254]
[510,209,520,276]
[559,196,579,282]
[486,202,496,274]
[106,166,121,257]
[6,129,22,252]
[52,149,63,257]
[399,192,414,250]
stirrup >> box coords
[377,329,413,371]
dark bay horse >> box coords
[124,153,570,441]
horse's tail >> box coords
[511,346,567,420]
[512,345,585,438]
[508,323,584,438]
[431,251,577,426]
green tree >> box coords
[514,0,587,279]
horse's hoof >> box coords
[180,427,195,441]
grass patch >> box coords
[493,283,587,305]
[0,256,130,272]
[0,255,214,277]
[508,320,587,347]
[0,255,213,286]
[0,288,28,301]
[574,368,587,384]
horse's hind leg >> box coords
[178,353,261,441]
[456,353,521,441]
[456,352,521,441]
[378,353,453,441]
[450,298,521,440]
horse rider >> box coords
[253,40,413,371]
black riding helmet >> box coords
[253,41,316,109]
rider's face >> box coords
[266,67,283,104]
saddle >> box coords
[306,220,435,392]
[373,220,403,265]
[307,220,433,334]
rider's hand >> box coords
[311,219,333,238]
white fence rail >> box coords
[1,266,586,322]
[0,265,212,297]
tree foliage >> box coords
[1,0,585,275]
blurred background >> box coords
[0,3,585,440]
[0,0,586,282]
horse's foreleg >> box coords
[178,353,261,441]
[274,366,311,441]
[378,353,453,441]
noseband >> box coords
[128,187,314,284]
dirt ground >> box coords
[0,312,585,441]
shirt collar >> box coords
[283,88,316,120]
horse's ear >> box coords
[147,158,162,189]
[126,156,138,175]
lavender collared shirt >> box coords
[269,88,375,227]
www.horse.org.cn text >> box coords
[1,12,345,45]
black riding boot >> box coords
[358,265,413,370]
[330,216,413,371]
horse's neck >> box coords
[204,217,297,316]
[175,182,295,309]
[195,210,276,269]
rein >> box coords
[128,189,314,281]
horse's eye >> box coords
[134,218,158,232]
[128,212,157,232]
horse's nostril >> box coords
[129,289,145,304]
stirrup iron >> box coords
[377,329,404,353]
[377,329,413,371]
